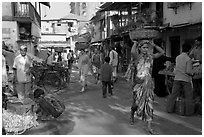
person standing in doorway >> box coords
[109,47,118,82]
[13,45,33,102]
[189,36,202,114]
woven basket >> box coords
[129,28,160,40]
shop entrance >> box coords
[170,36,180,61]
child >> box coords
[100,56,113,98]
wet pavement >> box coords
[24,68,202,135]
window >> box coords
[82,2,86,9]
[57,24,61,26]
[67,22,73,27]
[45,28,49,31]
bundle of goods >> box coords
[3,98,38,135]
[129,27,160,40]
[2,109,38,135]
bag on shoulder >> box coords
[38,94,65,118]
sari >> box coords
[132,54,154,122]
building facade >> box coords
[40,13,89,51]
[90,2,202,65]
[162,2,202,59]
[2,2,50,56]
[70,2,104,21]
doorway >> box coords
[169,36,180,61]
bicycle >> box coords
[30,61,70,93]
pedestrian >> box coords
[100,56,113,98]
[130,40,165,134]
[78,49,91,92]
[2,51,9,110]
[57,52,62,62]
[67,50,73,69]
[109,47,118,82]
[13,45,33,102]
[189,36,202,114]
[92,48,101,84]
[46,51,54,65]
[166,42,194,115]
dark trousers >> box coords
[166,80,194,114]
[102,81,112,97]
[193,79,202,100]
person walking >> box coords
[100,56,113,98]
[92,49,101,84]
[130,40,165,134]
[109,47,118,82]
[78,49,91,92]
[166,42,195,116]
[13,45,33,102]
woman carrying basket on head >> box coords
[129,39,165,134]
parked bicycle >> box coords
[30,61,70,93]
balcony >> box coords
[13,2,41,27]
[111,9,163,34]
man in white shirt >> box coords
[13,45,33,101]
[109,47,118,82]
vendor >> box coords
[13,45,33,102]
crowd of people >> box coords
[2,36,202,134]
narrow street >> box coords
[24,67,202,135]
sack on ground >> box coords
[174,97,195,116]
[38,94,65,118]
[175,97,185,116]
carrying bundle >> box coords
[129,27,160,40]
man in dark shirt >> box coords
[100,56,113,98]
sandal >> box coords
[147,128,159,135]
[130,121,134,125]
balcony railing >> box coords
[111,9,163,34]
[13,2,41,27]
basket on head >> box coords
[129,28,160,40]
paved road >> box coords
[24,68,202,135]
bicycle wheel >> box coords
[43,71,63,93]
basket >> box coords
[129,28,160,40]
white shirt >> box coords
[13,54,32,83]
[2,55,8,87]
[109,50,118,67]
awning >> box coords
[77,32,91,43]
[99,2,140,12]
[75,42,89,50]
[40,2,50,8]
[39,41,70,48]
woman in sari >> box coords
[78,49,91,92]
[129,40,165,134]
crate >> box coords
[129,28,160,40]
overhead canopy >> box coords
[39,41,70,48]
[40,2,50,8]
[75,42,89,50]
[99,2,140,12]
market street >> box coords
[24,67,202,135]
